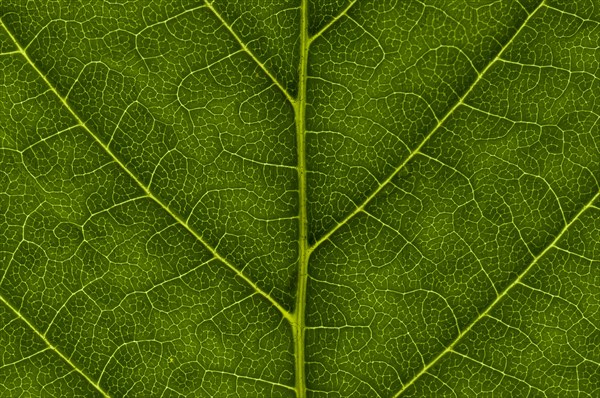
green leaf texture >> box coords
[1,0,599,397]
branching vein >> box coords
[204,0,296,104]
[0,20,293,325]
[391,188,599,397]
[310,0,548,253]
[0,294,111,398]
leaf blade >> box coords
[1,1,599,397]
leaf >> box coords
[0,0,599,397]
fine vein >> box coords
[0,294,111,398]
[204,0,296,105]
[310,0,359,43]
[392,189,600,397]
[0,21,293,325]
[310,0,547,253]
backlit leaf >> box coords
[1,0,599,397]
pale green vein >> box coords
[450,350,547,394]
[554,246,597,262]
[391,189,600,397]
[292,0,310,397]
[309,0,359,43]
[544,3,600,23]
[0,348,50,371]
[0,20,293,325]
[135,4,206,35]
[0,294,111,397]
[204,369,297,392]
[203,0,296,105]
[309,0,547,253]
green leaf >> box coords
[1,0,599,397]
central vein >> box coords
[293,0,310,396]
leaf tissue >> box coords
[0,0,599,397]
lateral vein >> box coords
[391,188,599,397]
[0,294,111,397]
[310,0,547,253]
[0,21,293,324]
[203,0,296,105]
[309,0,359,43]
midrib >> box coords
[292,0,310,396]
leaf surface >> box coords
[0,0,599,397]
